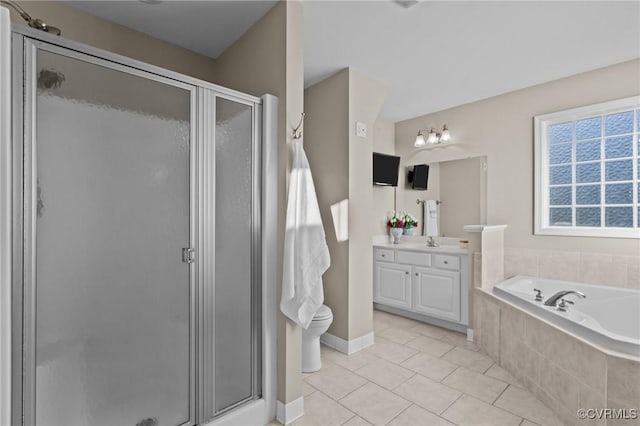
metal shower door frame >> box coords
[10,26,271,426]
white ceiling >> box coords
[303,1,640,122]
[61,1,640,122]
[60,0,278,58]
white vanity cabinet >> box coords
[374,262,412,310]
[373,246,469,331]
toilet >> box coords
[301,304,333,373]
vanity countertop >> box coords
[373,242,468,255]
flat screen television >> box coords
[373,152,400,186]
[411,164,429,190]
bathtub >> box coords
[493,275,640,356]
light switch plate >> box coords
[356,121,367,138]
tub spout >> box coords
[544,290,586,307]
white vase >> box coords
[390,228,403,244]
[403,228,414,235]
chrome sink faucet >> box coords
[543,290,586,307]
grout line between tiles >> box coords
[491,383,511,405]
[439,392,464,418]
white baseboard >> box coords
[467,328,475,342]
[276,396,304,425]
[320,332,375,355]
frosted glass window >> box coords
[550,208,572,226]
[576,140,601,162]
[576,185,600,205]
[605,111,634,136]
[535,97,639,237]
[605,136,633,159]
[550,186,572,205]
[576,208,601,227]
[606,207,633,227]
[606,160,633,181]
[550,165,572,185]
[606,183,633,204]
[549,123,573,143]
[576,117,601,140]
[549,143,572,164]
[576,163,600,183]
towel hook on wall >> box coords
[416,199,442,205]
[292,113,305,140]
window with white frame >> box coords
[535,96,640,238]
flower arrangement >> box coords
[403,213,418,229]
[385,211,405,229]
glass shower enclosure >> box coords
[11,30,272,426]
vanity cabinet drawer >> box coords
[433,254,460,270]
[396,250,431,267]
[375,248,395,262]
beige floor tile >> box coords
[339,382,411,426]
[400,352,458,382]
[441,367,509,404]
[365,337,418,364]
[376,326,421,344]
[354,358,415,390]
[439,330,479,351]
[484,364,523,388]
[441,394,522,426]
[409,322,448,339]
[494,385,563,426]
[406,335,455,357]
[387,404,455,426]
[386,314,422,329]
[520,421,542,426]
[341,416,371,425]
[305,361,368,400]
[442,347,494,373]
[302,381,317,397]
[373,317,393,332]
[321,346,380,371]
[293,391,355,426]
[393,374,462,414]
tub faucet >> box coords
[544,290,586,307]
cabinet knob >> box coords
[415,273,418,276]
[444,261,448,264]
[381,254,385,257]
[405,271,409,275]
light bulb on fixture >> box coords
[440,125,450,142]
[414,131,426,147]
[427,129,438,144]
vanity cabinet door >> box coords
[374,262,412,310]
[412,267,461,322]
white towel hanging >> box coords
[280,140,330,329]
[424,200,439,237]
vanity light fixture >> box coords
[414,124,451,147]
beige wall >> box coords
[7,1,216,82]
[213,0,305,404]
[372,119,396,236]
[395,59,640,256]
[305,68,387,342]
[305,69,350,339]
[347,69,388,339]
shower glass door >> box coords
[26,44,195,426]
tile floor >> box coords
[291,309,564,426]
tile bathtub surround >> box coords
[473,288,640,426]
[291,308,562,426]
[503,248,640,289]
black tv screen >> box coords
[412,164,429,190]
[373,152,400,187]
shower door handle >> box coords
[182,247,195,264]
